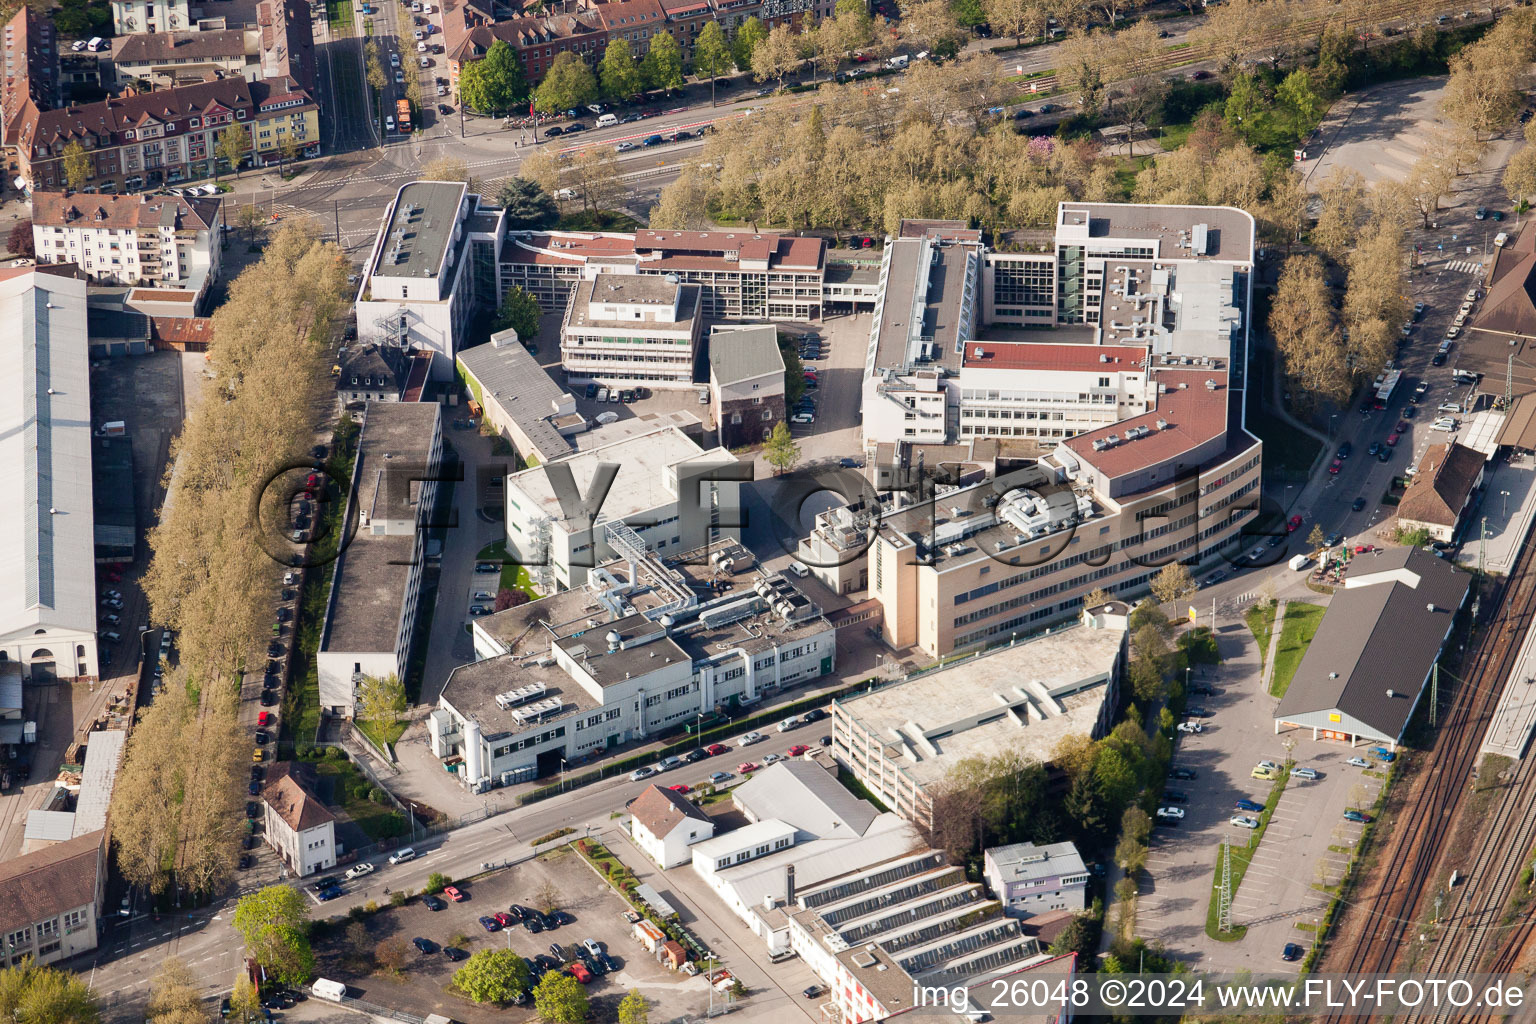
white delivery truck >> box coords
[1288,553,1310,571]
[311,980,346,1002]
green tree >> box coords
[750,22,800,86]
[356,673,407,733]
[278,135,302,175]
[62,141,91,191]
[732,16,767,72]
[425,871,452,894]
[217,124,251,176]
[763,421,801,475]
[0,963,101,1024]
[534,51,598,114]
[1307,523,1327,554]
[454,949,532,1004]
[493,285,542,343]
[498,178,560,229]
[950,0,986,26]
[232,886,315,988]
[1275,68,1323,142]
[692,20,733,104]
[618,989,650,1024]
[642,31,686,91]
[533,972,589,1024]
[598,38,644,101]
[229,975,261,1024]
[459,40,529,114]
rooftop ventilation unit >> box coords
[1192,223,1209,256]
[510,698,564,725]
[494,681,547,710]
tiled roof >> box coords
[1473,225,1536,340]
[628,784,711,839]
[151,315,214,345]
[32,190,221,232]
[1398,442,1484,528]
[114,30,246,64]
[0,830,102,934]
[1062,367,1229,479]
[262,773,335,833]
[962,342,1147,372]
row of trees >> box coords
[645,59,1310,246]
[112,224,350,896]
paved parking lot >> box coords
[1135,620,1384,971]
[313,844,712,1023]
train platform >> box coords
[1454,454,1536,577]
[1481,616,1536,759]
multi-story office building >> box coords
[843,204,1261,654]
[430,543,835,787]
[9,75,319,193]
[499,228,825,321]
[708,324,785,447]
[831,611,1125,827]
[983,841,1091,919]
[559,272,702,388]
[32,191,222,301]
[501,424,738,592]
[315,402,443,717]
[356,180,505,380]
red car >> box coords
[1328,458,1343,474]
[787,744,810,756]
[444,886,465,902]
[1395,420,1410,433]
[669,783,692,794]
[705,743,729,756]
[305,473,320,488]
[1354,544,1375,554]
[1287,514,1302,533]
[738,761,760,773]
[568,962,593,984]
[1386,432,1401,446]
[853,52,872,62]
[257,711,274,727]
[493,912,514,927]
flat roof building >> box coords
[356,181,504,380]
[501,424,739,592]
[457,331,584,467]
[832,613,1125,826]
[431,545,836,789]
[316,402,443,717]
[560,272,703,389]
[983,841,1090,920]
[0,266,99,683]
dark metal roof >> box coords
[1275,547,1470,741]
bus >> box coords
[396,99,411,133]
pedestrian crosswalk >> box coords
[1445,260,1484,275]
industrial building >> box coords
[430,542,835,788]
[315,402,444,717]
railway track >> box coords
[1320,530,1536,1023]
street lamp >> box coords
[1502,490,1511,517]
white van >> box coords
[1495,232,1510,248]
[1288,553,1310,571]
[596,113,618,127]
[776,717,800,733]
[311,980,346,1003]
[385,115,395,132]
[886,54,909,69]
[87,36,106,51]
[387,846,416,865]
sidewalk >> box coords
[1258,599,1287,697]
[1455,456,1536,576]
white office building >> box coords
[560,272,703,389]
[356,180,504,381]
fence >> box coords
[336,993,425,1024]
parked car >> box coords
[1176,720,1202,733]
[738,731,764,746]
[1346,756,1370,768]
[630,766,657,781]
[479,916,500,932]
[705,743,729,755]
[1342,809,1370,823]
[1292,767,1319,780]
[1168,766,1197,780]
[1235,798,1264,812]
[1162,789,1188,803]
[708,771,733,784]
[738,761,760,773]
[413,937,436,953]
[1282,942,1304,961]
[444,886,466,902]
[1230,815,1260,829]
[1155,806,1185,820]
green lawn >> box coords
[355,716,406,751]
[1206,769,1290,941]
[1246,601,1279,670]
[1269,602,1326,698]
[475,540,540,597]
[325,0,354,29]
[313,756,408,840]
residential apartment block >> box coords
[831,611,1125,827]
[1,9,59,140]
[356,180,505,381]
[983,841,1090,919]
[112,0,191,34]
[260,764,337,877]
[0,830,106,968]
[111,0,317,95]
[316,402,443,717]
[8,75,319,194]
[431,543,834,788]
[32,191,223,301]
[560,272,703,388]
[499,228,825,322]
